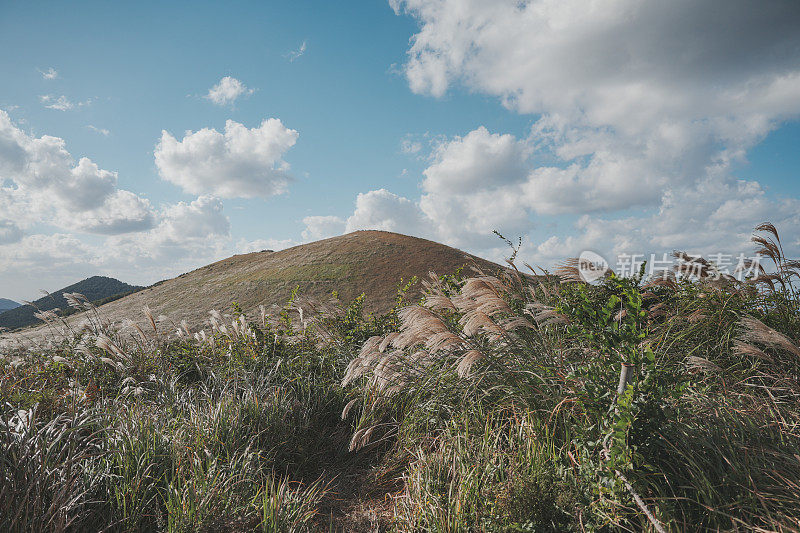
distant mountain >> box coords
[0,299,20,313]
[0,276,143,331]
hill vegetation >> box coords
[11,231,499,338]
[0,276,142,331]
[1,224,799,531]
[0,298,19,313]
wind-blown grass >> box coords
[1,223,799,531]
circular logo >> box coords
[578,251,609,282]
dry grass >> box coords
[3,224,800,531]
[1,231,498,350]
[338,223,800,531]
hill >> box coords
[26,231,503,334]
[0,276,142,331]
[0,299,20,313]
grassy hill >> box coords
[0,276,142,331]
[0,298,19,313]
[54,230,502,332]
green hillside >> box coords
[0,298,19,313]
[0,276,142,331]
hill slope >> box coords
[38,231,503,334]
[0,299,20,313]
[0,276,142,330]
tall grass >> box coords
[0,293,384,531]
[2,223,799,531]
[341,223,800,531]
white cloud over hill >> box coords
[0,112,246,294]
[155,118,298,199]
[0,110,155,236]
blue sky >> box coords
[1,0,800,301]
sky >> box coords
[1,0,800,302]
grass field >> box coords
[2,223,799,532]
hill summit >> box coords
[49,231,503,332]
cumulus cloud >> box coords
[155,118,299,198]
[0,110,287,297]
[302,0,799,263]
[98,196,232,276]
[527,177,800,267]
[75,191,156,235]
[205,76,254,106]
[301,191,435,244]
[0,110,155,235]
[396,0,800,118]
[0,113,290,298]
[391,0,800,215]
[154,195,230,243]
[302,215,345,242]
[309,129,534,249]
[0,196,237,300]
[345,189,431,237]
[423,127,528,194]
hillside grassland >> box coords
[1,224,800,532]
[0,231,499,347]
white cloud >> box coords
[155,118,299,198]
[87,125,110,136]
[39,94,92,111]
[0,232,106,302]
[423,127,528,194]
[205,76,254,106]
[0,196,237,300]
[75,191,155,235]
[286,40,307,62]
[156,195,230,242]
[297,1,799,262]
[389,0,800,215]
[39,67,58,80]
[302,215,345,241]
[312,119,800,263]
[39,95,73,111]
[396,0,800,118]
[0,233,99,280]
[0,110,155,235]
[400,137,422,155]
[0,220,23,245]
[0,110,291,298]
[325,172,800,271]
[236,237,295,254]
[526,177,800,268]
[345,189,431,237]
[98,196,232,276]
[323,128,533,250]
